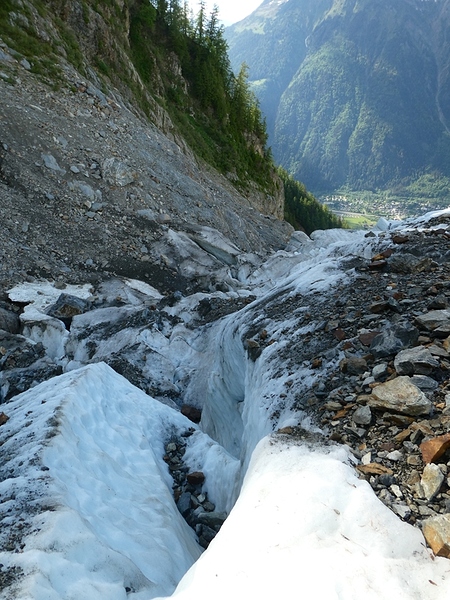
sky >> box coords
[187,0,263,26]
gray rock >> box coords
[372,363,388,380]
[368,376,432,416]
[353,405,372,425]
[370,322,419,358]
[68,180,96,201]
[41,153,65,174]
[102,157,135,186]
[20,58,31,70]
[428,295,447,310]
[137,209,158,221]
[0,306,20,334]
[198,524,216,543]
[415,310,450,332]
[386,450,403,462]
[410,374,439,391]
[420,464,444,501]
[392,504,411,519]
[0,357,62,402]
[196,511,227,530]
[0,331,46,370]
[186,226,241,266]
[177,492,192,517]
[0,50,15,63]
[394,346,439,375]
[285,230,312,252]
[86,84,109,108]
[389,253,434,274]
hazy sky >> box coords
[187,0,263,26]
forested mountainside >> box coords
[0,0,339,238]
[226,0,450,209]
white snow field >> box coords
[1,212,450,599]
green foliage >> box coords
[128,0,275,191]
[0,0,278,198]
[278,167,343,234]
[0,0,62,81]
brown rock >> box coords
[277,426,294,435]
[370,301,389,314]
[411,421,434,436]
[0,412,9,426]
[422,514,450,557]
[381,248,394,258]
[187,471,205,485]
[245,339,260,349]
[356,463,394,476]
[368,260,387,270]
[181,404,202,423]
[392,234,409,244]
[358,331,380,346]
[332,328,347,341]
[339,357,367,375]
[394,428,412,443]
[420,433,450,464]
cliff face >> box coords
[226,0,450,198]
[0,0,290,291]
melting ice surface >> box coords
[1,214,450,599]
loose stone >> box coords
[420,433,450,464]
[422,514,450,557]
[420,464,445,501]
[368,376,432,417]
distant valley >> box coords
[226,0,450,218]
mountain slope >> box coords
[0,0,297,291]
[226,0,450,202]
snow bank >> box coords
[160,437,450,600]
[0,364,238,599]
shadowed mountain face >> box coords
[226,0,450,195]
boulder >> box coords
[46,293,92,327]
[0,306,20,334]
[415,310,450,332]
[420,433,450,464]
[422,514,450,557]
[102,157,135,186]
[370,322,419,358]
[420,464,444,501]
[339,357,368,375]
[368,376,432,416]
[394,346,439,375]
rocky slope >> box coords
[0,57,291,293]
[0,0,290,295]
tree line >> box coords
[128,0,339,233]
[278,168,343,235]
